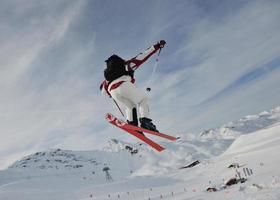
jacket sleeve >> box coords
[99,80,111,97]
[126,43,161,71]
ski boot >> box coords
[127,120,145,136]
[127,120,138,126]
[139,117,159,132]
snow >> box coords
[200,106,280,140]
[0,107,280,199]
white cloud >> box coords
[0,0,89,169]
[149,0,280,132]
[182,0,280,102]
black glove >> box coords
[154,40,166,49]
[159,40,166,48]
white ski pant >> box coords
[110,82,150,121]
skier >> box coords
[100,40,166,132]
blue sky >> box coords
[1,0,280,169]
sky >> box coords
[0,0,280,169]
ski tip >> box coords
[105,113,113,121]
[105,112,114,116]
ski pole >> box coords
[156,47,162,62]
[146,48,162,92]
[113,99,125,117]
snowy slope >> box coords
[0,106,280,200]
[78,122,280,200]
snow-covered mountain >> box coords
[200,106,280,139]
[0,106,280,200]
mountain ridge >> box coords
[200,106,280,140]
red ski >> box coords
[106,113,177,152]
[123,122,177,141]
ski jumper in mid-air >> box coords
[100,40,166,132]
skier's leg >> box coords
[117,82,150,118]
[114,82,158,132]
[110,92,135,122]
[138,98,150,119]
[112,98,144,135]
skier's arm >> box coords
[127,40,166,71]
[99,80,111,97]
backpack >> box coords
[104,54,133,82]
